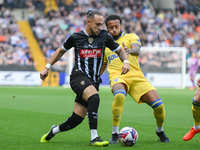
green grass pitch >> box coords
[0,86,200,150]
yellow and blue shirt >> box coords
[104,31,143,80]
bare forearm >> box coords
[48,47,66,65]
[116,48,128,62]
[41,47,66,81]
[128,46,140,56]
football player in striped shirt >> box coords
[40,10,129,146]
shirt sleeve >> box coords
[106,32,121,52]
[130,33,141,47]
[62,35,74,51]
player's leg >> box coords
[140,90,169,142]
[189,71,195,90]
[83,85,109,146]
[183,88,200,141]
[40,70,88,144]
[109,83,127,144]
[40,101,86,143]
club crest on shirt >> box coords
[80,80,85,85]
[88,37,93,44]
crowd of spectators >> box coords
[1,0,200,73]
[28,0,200,72]
[0,6,35,70]
[2,0,45,10]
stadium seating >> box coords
[1,0,200,86]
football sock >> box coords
[87,94,100,130]
[112,126,119,134]
[194,125,200,130]
[59,112,84,132]
[112,90,126,127]
[91,129,98,140]
[192,99,200,127]
[150,98,165,127]
[52,126,60,135]
[156,126,163,133]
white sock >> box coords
[156,126,163,133]
[91,129,98,141]
[52,126,60,135]
[194,125,200,130]
[112,126,119,134]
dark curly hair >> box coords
[105,15,122,27]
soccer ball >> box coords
[118,127,138,146]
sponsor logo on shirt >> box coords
[108,54,119,63]
[80,49,102,58]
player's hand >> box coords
[196,77,200,87]
[122,42,129,55]
[40,68,49,81]
[121,62,130,75]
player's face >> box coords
[106,20,122,38]
[89,15,104,36]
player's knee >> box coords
[87,94,100,120]
[113,94,125,111]
[88,94,100,105]
[154,104,165,114]
[113,92,126,105]
[114,93,125,100]
[113,106,122,113]
[112,97,125,118]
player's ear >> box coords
[87,18,92,25]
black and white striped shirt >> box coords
[62,30,121,83]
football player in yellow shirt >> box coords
[100,15,170,143]
[183,76,200,141]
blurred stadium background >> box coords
[0,0,200,88]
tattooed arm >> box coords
[115,47,130,75]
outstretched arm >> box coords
[40,47,66,81]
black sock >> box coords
[59,112,84,132]
[87,94,100,130]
